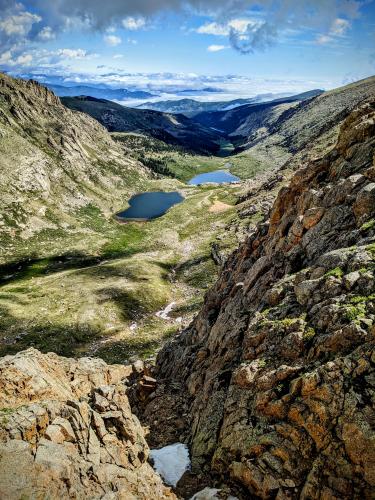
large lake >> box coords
[188,169,240,185]
[117,191,184,221]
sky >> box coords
[0,0,375,100]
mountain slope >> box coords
[152,100,375,498]
[241,75,375,168]
[192,76,375,170]
[0,73,148,258]
[61,96,223,154]
[192,90,324,135]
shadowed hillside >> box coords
[62,96,223,154]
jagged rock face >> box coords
[156,102,375,498]
[0,348,175,499]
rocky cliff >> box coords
[153,101,375,498]
[0,348,175,499]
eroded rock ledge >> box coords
[0,348,175,499]
[153,101,375,499]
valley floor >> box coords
[0,173,254,363]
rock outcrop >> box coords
[0,348,175,499]
[154,101,375,498]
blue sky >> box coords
[0,0,374,98]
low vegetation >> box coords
[0,169,244,363]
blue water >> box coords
[188,170,240,185]
[117,191,184,221]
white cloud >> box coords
[0,11,41,36]
[207,44,228,52]
[315,18,351,45]
[330,18,350,36]
[122,16,146,30]
[127,38,138,45]
[316,34,332,45]
[104,34,122,46]
[0,50,33,67]
[196,19,258,36]
[113,54,124,59]
[0,50,12,64]
[16,53,33,65]
[28,71,332,100]
[38,26,55,41]
[56,48,88,59]
[196,22,229,36]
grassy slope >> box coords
[0,73,150,261]
[0,179,251,363]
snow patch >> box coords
[155,301,176,320]
[190,488,239,500]
[150,442,190,487]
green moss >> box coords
[280,318,299,326]
[344,303,366,322]
[350,294,375,304]
[303,327,316,341]
[367,243,375,258]
[0,407,15,415]
[325,267,344,278]
[360,219,375,231]
[0,407,15,425]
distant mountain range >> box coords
[174,87,223,94]
[47,84,155,100]
[136,90,324,116]
[61,95,222,154]
[191,76,375,165]
[191,90,325,138]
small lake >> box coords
[188,169,240,185]
[117,191,184,221]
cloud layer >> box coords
[0,0,362,55]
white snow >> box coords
[150,442,190,487]
[155,301,176,320]
[190,488,221,499]
[190,489,239,500]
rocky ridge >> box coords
[152,101,375,498]
[0,348,175,499]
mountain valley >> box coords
[0,72,374,499]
